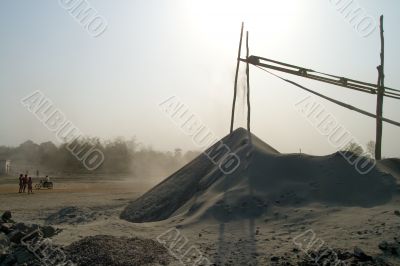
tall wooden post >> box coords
[246,31,251,139]
[375,15,384,160]
[230,22,244,133]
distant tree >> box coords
[366,140,375,158]
[39,141,58,165]
[342,141,364,156]
[174,148,182,159]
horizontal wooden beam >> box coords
[240,56,400,99]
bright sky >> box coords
[0,0,399,157]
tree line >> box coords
[0,138,200,177]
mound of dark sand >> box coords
[121,128,398,223]
[65,235,174,266]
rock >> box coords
[0,223,13,234]
[0,254,7,264]
[13,222,40,234]
[353,246,373,261]
[394,210,400,216]
[0,253,16,265]
[378,240,400,257]
[41,225,57,238]
[7,230,25,244]
[13,246,36,264]
[270,256,279,261]
[0,232,10,254]
[336,250,353,260]
[1,211,12,223]
[379,241,389,251]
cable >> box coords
[251,56,400,94]
[254,65,400,128]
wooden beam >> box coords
[246,31,251,139]
[230,22,244,133]
[375,15,385,160]
[240,56,400,99]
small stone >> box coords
[270,256,279,261]
[378,241,388,251]
[1,211,12,223]
[394,210,400,216]
[0,223,12,234]
[0,232,10,254]
[41,226,57,238]
[7,230,25,244]
[13,246,36,264]
[353,246,372,261]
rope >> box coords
[252,56,400,94]
[254,65,400,128]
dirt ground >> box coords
[1,174,400,265]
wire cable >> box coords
[254,65,400,128]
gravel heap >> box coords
[65,235,175,266]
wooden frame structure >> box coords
[230,17,400,160]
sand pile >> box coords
[121,128,397,223]
[65,235,174,266]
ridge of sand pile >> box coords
[121,128,397,223]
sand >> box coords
[1,128,400,265]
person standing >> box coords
[18,174,23,193]
[22,174,28,193]
[27,176,33,194]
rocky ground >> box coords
[0,211,177,266]
[1,208,400,265]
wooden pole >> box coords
[230,22,244,133]
[375,15,384,160]
[246,31,251,139]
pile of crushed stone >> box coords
[121,128,397,224]
[65,235,175,266]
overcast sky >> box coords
[0,0,399,157]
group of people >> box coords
[18,174,33,194]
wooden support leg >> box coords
[230,22,244,133]
[246,31,251,141]
[375,15,384,160]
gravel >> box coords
[65,235,175,266]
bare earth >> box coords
[1,176,400,265]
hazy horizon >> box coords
[1,0,399,157]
